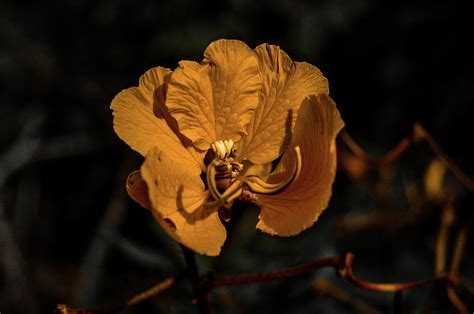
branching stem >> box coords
[56,277,174,314]
[57,252,460,313]
[341,122,474,192]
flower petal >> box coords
[141,147,226,256]
[166,39,261,150]
[256,94,344,236]
[238,44,329,164]
[111,67,203,169]
[126,170,152,210]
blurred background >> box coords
[1,0,473,313]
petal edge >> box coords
[256,94,344,236]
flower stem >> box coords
[180,245,212,314]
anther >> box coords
[211,139,236,160]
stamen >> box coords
[245,146,302,195]
[204,179,244,209]
[206,159,222,201]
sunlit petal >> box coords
[141,147,226,256]
[256,94,344,236]
[238,44,329,164]
[111,67,204,169]
[167,39,261,150]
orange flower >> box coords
[111,39,344,256]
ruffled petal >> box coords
[256,94,344,236]
[141,147,226,256]
[238,44,329,164]
[111,67,204,169]
[166,39,261,150]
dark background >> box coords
[1,0,473,313]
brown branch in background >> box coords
[446,287,469,314]
[341,253,455,292]
[56,277,174,314]
[340,123,473,313]
[435,203,456,273]
[446,225,470,314]
[57,252,463,313]
[209,256,343,288]
[313,277,383,314]
[340,129,412,167]
[449,226,468,274]
[340,122,474,192]
[209,252,456,294]
[413,123,474,192]
[432,201,470,313]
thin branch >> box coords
[209,256,342,288]
[413,123,474,192]
[342,253,455,292]
[449,225,468,274]
[340,129,412,166]
[435,203,455,273]
[56,252,464,313]
[446,225,470,314]
[313,277,383,314]
[340,122,474,192]
[56,277,174,314]
[209,252,455,295]
[446,286,469,314]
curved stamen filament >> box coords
[204,179,244,209]
[245,146,302,195]
[206,159,223,201]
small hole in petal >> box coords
[154,180,158,186]
[163,218,176,230]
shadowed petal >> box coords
[256,94,344,236]
[166,39,261,150]
[111,67,203,169]
[141,147,226,256]
[126,170,152,210]
[238,44,329,164]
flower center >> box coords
[205,140,303,222]
[209,140,243,192]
